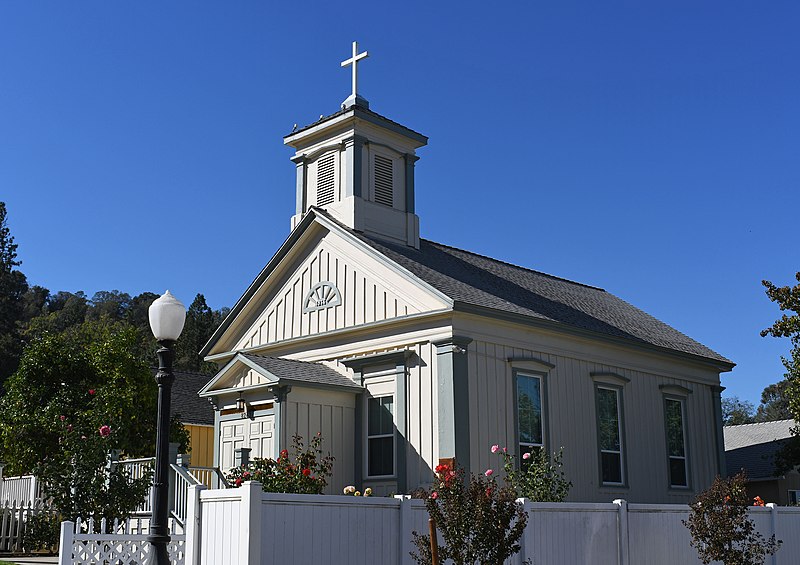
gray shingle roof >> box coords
[167,369,215,426]
[356,233,732,366]
[724,420,795,479]
[241,354,361,390]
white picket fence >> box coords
[58,516,186,565]
[190,482,800,565]
[0,500,57,554]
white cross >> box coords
[340,41,368,99]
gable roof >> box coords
[724,420,795,479]
[199,352,361,396]
[240,354,361,390]
[165,369,215,426]
[352,230,732,367]
[203,207,733,369]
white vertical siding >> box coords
[467,339,721,503]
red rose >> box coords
[88,389,96,395]
[302,468,311,476]
[235,478,243,487]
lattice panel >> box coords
[69,535,185,565]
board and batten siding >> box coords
[467,339,721,504]
[231,231,446,352]
[282,387,356,495]
[185,424,214,468]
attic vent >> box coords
[316,154,336,206]
[374,155,394,207]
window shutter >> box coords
[316,154,336,206]
[374,155,394,207]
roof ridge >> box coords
[724,419,795,429]
[420,238,606,292]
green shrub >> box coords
[492,444,571,502]
[684,472,781,565]
[410,463,529,565]
[226,433,333,494]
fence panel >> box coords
[522,502,620,565]
[199,489,244,565]
[774,506,800,565]
[0,500,57,554]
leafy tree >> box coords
[684,472,781,565]
[176,293,225,374]
[761,273,800,472]
[722,397,756,426]
[88,290,132,321]
[755,380,792,422]
[0,318,186,475]
[0,202,28,385]
[25,291,89,337]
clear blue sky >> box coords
[2,2,798,405]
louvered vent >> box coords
[316,154,336,206]
[374,155,394,207]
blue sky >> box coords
[1,2,798,405]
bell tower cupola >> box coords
[284,42,428,248]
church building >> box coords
[198,43,734,503]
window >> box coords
[789,490,800,505]
[597,386,624,485]
[367,395,394,477]
[665,398,688,487]
[516,374,543,457]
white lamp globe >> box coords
[148,290,186,341]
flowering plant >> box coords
[342,485,372,497]
[410,462,529,565]
[493,444,571,502]
[226,433,334,494]
[684,472,781,565]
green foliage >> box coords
[22,510,61,553]
[755,380,792,422]
[0,202,28,386]
[722,397,756,425]
[410,463,529,565]
[35,417,152,526]
[0,319,188,473]
[494,445,571,502]
[226,434,334,494]
[176,294,226,374]
[761,273,800,472]
[684,473,781,565]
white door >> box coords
[219,414,275,472]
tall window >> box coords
[597,386,624,485]
[665,398,688,487]
[367,395,394,477]
[517,374,543,456]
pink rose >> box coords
[522,452,531,460]
[502,447,507,453]
[98,425,111,437]
[491,444,500,453]
[485,469,493,477]
[60,415,66,421]
[88,389,96,396]
[430,491,439,500]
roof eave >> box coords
[453,301,736,372]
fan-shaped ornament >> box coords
[303,281,343,313]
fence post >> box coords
[29,476,38,505]
[184,483,206,565]
[58,521,74,565]
[395,495,413,564]
[766,503,779,565]
[613,499,629,565]
[240,481,262,565]
[515,499,528,565]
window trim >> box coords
[594,383,628,488]
[366,393,396,479]
[513,370,547,462]
[663,395,691,490]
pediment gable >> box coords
[204,212,451,357]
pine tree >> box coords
[0,202,29,385]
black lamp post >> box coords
[147,290,186,565]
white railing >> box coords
[0,500,57,553]
[0,475,43,505]
[171,465,203,525]
[187,466,228,489]
[58,516,185,565]
[118,457,154,515]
